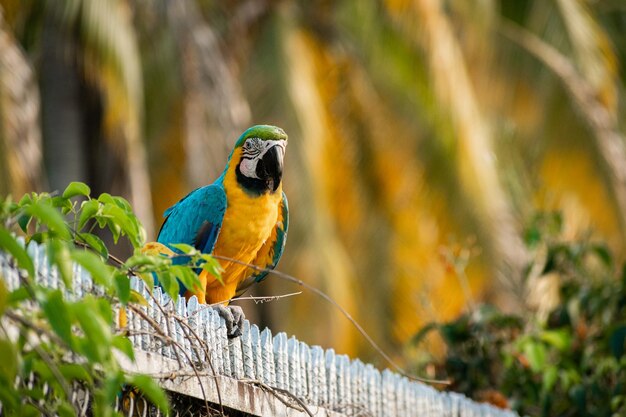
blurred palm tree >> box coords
[1,0,625,363]
[0,8,42,196]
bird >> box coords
[155,125,289,337]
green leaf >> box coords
[97,193,115,205]
[58,363,92,384]
[569,384,586,410]
[129,289,148,305]
[591,244,613,268]
[71,250,114,288]
[17,214,31,232]
[524,225,541,247]
[26,201,70,240]
[101,371,125,410]
[0,279,7,316]
[171,265,202,295]
[101,204,141,247]
[112,196,132,211]
[57,402,76,417]
[78,232,108,260]
[200,254,224,283]
[542,365,558,392]
[112,335,135,361]
[609,325,626,359]
[523,340,547,372]
[8,286,30,304]
[19,403,40,417]
[0,383,19,411]
[95,297,113,324]
[48,239,73,287]
[72,298,111,362]
[156,270,179,300]
[0,339,18,382]
[171,243,196,255]
[51,196,73,214]
[78,199,100,230]
[124,254,171,271]
[107,220,121,243]
[18,192,33,207]
[137,273,154,295]
[114,272,131,305]
[62,182,91,199]
[0,227,34,277]
[129,217,146,247]
[540,329,572,351]
[128,374,169,414]
[42,290,74,347]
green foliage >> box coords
[0,182,217,415]
[413,212,626,416]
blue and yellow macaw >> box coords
[155,125,288,336]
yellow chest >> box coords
[211,163,282,285]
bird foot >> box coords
[213,304,245,338]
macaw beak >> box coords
[257,143,284,192]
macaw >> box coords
[156,125,289,337]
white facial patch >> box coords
[240,157,260,179]
[239,139,287,179]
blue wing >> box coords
[157,184,227,255]
[235,192,288,296]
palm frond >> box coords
[555,0,618,113]
[383,0,528,291]
[500,19,626,240]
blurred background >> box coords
[0,0,625,367]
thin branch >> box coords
[240,378,314,417]
[126,303,225,417]
[186,291,303,317]
[211,254,450,386]
[32,343,73,402]
[175,312,224,416]
[72,237,126,268]
[228,291,303,305]
[4,310,68,350]
[499,19,626,237]
[139,369,220,380]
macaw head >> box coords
[232,125,288,195]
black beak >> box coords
[256,145,283,192]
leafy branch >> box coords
[0,182,182,416]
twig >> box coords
[23,397,53,417]
[227,291,302,305]
[240,378,314,417]
[186,291,303,317]
[4,310,68,350]
[32,343,73,403]
[139,369,220,380]
[126,304,224,417]
[72,238,126,268]
[211,254,450,386]
[175,313,225,417]
[4,311,76,409]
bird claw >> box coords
[213,304,245,338]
